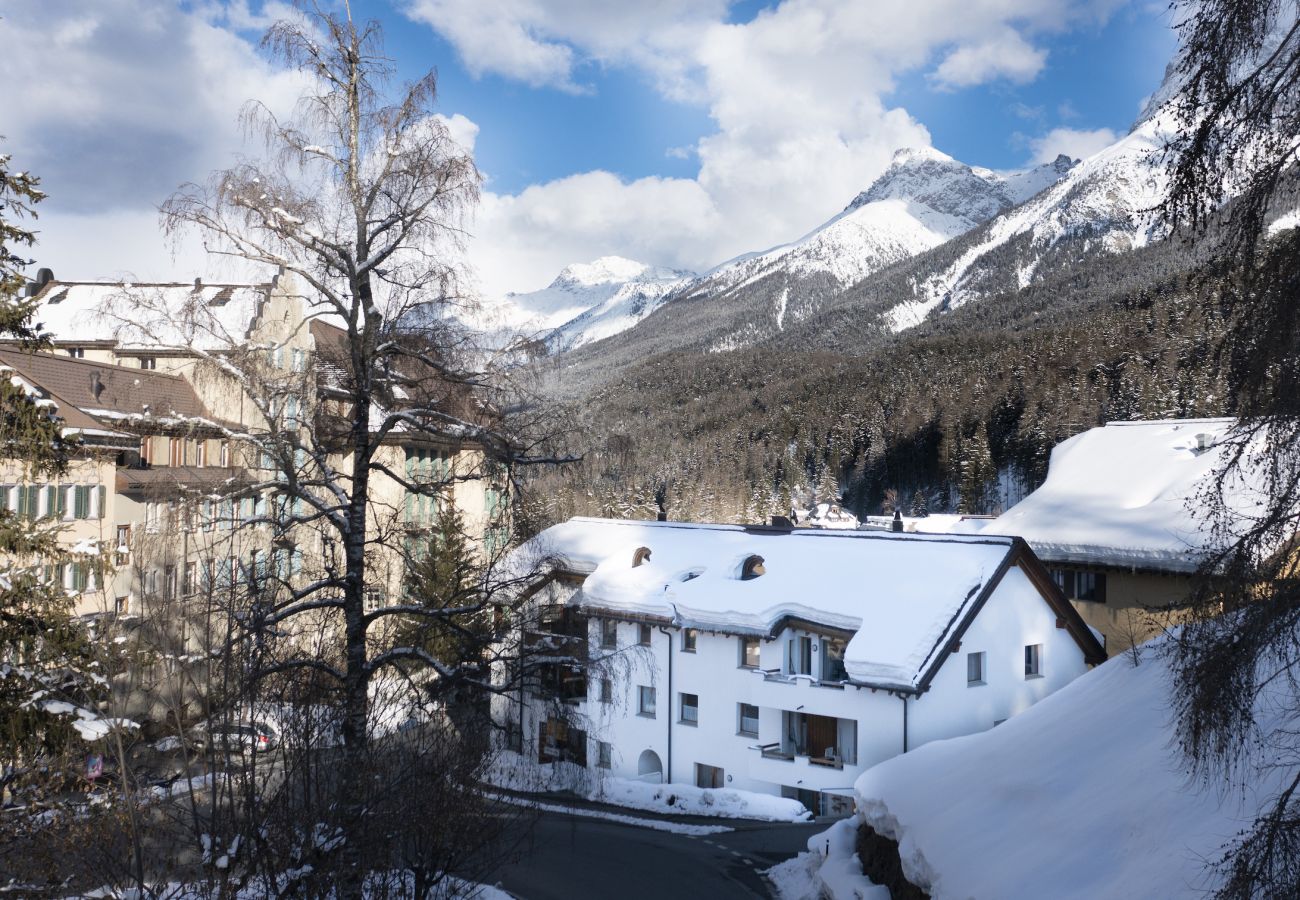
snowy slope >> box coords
[479,256,693,349]
[685,148,1076,306]
[884,105,1178,332]
[851,635,1295,900]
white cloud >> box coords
[1028,126,1120,164]
[931,28,1048,89]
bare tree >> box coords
[1162,2,1300,897]
[121,3,578,895]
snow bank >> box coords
[482,750,810,822]
[851,635,1295,899]
[768,820,886,900]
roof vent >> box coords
[1195,432,1214,452]
[633,546,652,568]
[740,555,766,581]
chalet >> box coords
[980,418,1251,652]
[498,517,1106,816]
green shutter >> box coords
[74,486,89,519]
[97,485,106,519]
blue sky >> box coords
[2,0,1179,296]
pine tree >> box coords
[0,150,103,801]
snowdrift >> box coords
[852,635,1295,899]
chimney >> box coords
[656,509,668,522]
[1196,432,1214,452]
[193,277,203,292]
[891,509,904,533]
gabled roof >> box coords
[981,418,1259,573]
[0,350,231,436]
[30,279,271,351]
[516,517,1105,692]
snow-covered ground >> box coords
[767,818,886,900]
[840,633,1295,900]
[482,750,811,823]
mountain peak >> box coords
[551,256,651,289]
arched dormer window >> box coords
[740,554,765,580]
[633,546,652,568]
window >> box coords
[682,628,698,652]
[599,677,612,703]
[738,703,759,737]
[169,438,184,467]
[115,525,131,566]
[66,347,84,359]
[967,651,986,686]
[597,741,612,769]
[1051,568,1108,603]
[740,636,760,668]
[637,686,656,717]
[1025,644,1043,678]
[600,617,618,649]
[680,693,698,725]
[284,395,299,429]
[139,437,153,466]
[638,623,652,645]
[195,441,207,468]
[219,441,231,467]
[139,356,156,370]
[291,348,306,372]
[695,763,724,789]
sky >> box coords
[1,0,1177,299]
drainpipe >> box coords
[901,694,908,753]
[657,601,681,784]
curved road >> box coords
[484,808,825,899]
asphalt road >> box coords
[483,808,826,900]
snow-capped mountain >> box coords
[680,147,1076,312]
[483,256,694,350]
[880,99,1178,332]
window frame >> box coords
[637,685,656,718]
[597,741,612,769]
[1025,643,1043,679]
[638,623,652,645]
[966,650,986,686]
[738,702,759,737]
[682,627,698,653]
[600,617,618,649]
[739,636,760,668]
[599,677,612,703]
[679,692,699,726]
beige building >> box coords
[980,418,1241,652]
[11,270,508,631]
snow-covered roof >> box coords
[981,418,1255,572]
[32,280,271,351]
[517,517,1072,690]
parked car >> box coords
[188,720,278,755]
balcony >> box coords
[747,744,863,791]
[750,669,853,718]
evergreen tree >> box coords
[0,149,102,801]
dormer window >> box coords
[740,554,765,580]
[632,546,652,567]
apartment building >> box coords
[500,517,1106,816]
[8,270,506,625]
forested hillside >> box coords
[519,228,1234,533]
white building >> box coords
[502,517,1106,815]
